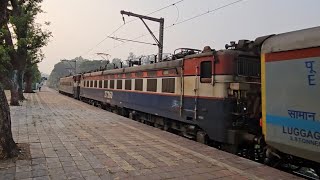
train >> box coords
[58,26,320,176]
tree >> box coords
[24,22,51,93]
[2,0,51,105]
[127,52,136,60]
[0,0,19,159]
[24,64,41,93]
[111,58,122,68]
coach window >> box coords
[104,80,108,88]
[125,80,132,90]
[200,61,212,83]
[135,79,143,91]
[117,80,122,89]
[162,78,175,93]
[110,80,114,89]
[94,80,98,87]
[147,79,157,92]
[90,81,93,87]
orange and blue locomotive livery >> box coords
[76,46,261,148]
[58,26,320,176]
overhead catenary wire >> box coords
[109,36,157,46]
[81,0,186,57]
[166,0,245,28]
[105,0,247,52]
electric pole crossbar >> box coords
[120,10,164,62]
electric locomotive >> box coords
[60,41,263,155]
[58,26,320,176]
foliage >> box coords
[30,64,41,83]
[48,53,156,89]
[0,0,51,101]
[47,58,111,89]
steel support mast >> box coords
[120,10,164,62]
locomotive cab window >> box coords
[200,61,212,83]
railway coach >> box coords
[58,76,74,95]
[261,26,320,175]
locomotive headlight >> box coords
[244,107,247,111]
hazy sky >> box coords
[37,0,320,74]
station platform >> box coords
[0,87,301,180]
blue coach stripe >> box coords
[266,115,320,132]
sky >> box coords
[36,0,320,74]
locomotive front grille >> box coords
[237,56,260,77]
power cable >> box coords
[82,0,186,57]
[106,0,247,52]
[166,0,245,28]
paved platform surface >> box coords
[0,87,301,180]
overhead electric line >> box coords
[105,0,247,52]
[109,36,157,46]
[82,0,186,57]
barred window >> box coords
[117,80,122,89]
[135,79,143,91]
[94,80,98,87]
[110,80,114,89]
[99,80,103,88]
[125,80,132,90]
[104,80,108,88]
[162,78,175,93]
[147,79,157,92]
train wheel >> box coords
[196,131,207,144]
[112,109,119,115]
[163,123,169,131]
[222,144,238,154]
[315,168,320,178]
[154,123,161,129]
[129,112,135,120]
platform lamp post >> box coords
[61,59,77,75]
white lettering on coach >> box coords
[104,91,113,99]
